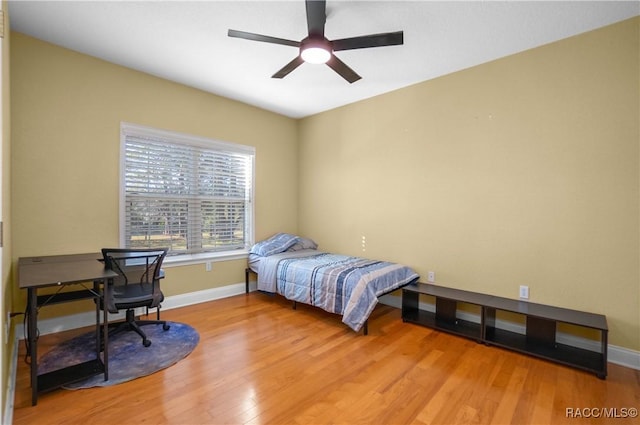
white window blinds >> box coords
[121,123,254,256]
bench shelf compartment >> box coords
[401,282,608,379]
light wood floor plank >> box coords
[12,293,640,424]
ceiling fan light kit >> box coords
[228,0,404,83]
[300,38,332,64]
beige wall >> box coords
[10,32,299,310]
[7,17,640,354]
[298,17,639,350]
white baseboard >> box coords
[378,294,640,371]
[4,334,18,425]
[15,281,250,338]
[608,345,640,370]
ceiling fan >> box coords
[228,0,404,83]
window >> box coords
[121,123,254,262]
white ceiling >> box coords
[8,1,640,118]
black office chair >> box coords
[101,248,170,347]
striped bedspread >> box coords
[257,250,419,332]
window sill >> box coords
[163,250,249,267]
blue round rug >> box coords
[39,321,199,389]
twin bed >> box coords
[245,233,419,334]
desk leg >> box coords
[27,288,38,406]
[94,280,108,381]
[94,281,100,362]
[103,278,110,380]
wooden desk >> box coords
[18,253,119,405]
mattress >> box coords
[252,249,418,331]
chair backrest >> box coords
[101,248,167,287]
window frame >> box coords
[120,122,255,266]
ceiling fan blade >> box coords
[332,31,404,51]
[305,0,326,36]
[272,56,305,79]
[326,54,361,84]
[228,29,300,48]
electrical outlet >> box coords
[205,261,212,272]
[519,285,529,300]
[428,271,435,283]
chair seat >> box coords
[112,283,165,309]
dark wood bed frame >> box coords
[245,267,416,335]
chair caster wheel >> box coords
[163,324,170,331]
[143,339,151,347]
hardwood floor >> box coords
[12,293,640,424]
